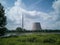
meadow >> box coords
[0,33,60,45]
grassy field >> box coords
[0,33,60,45]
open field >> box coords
[0,33,60,45]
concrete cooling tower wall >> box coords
[32,22,41,30]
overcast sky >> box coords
[0,0,60,30]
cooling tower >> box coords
[32,22,41,30]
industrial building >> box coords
[32,22,42,30]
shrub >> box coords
[27,37,37,42]
[43,38,56,43]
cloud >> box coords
[5,0,52,30]
[47,0,60,29]
[52,0,60,13]
[52,0,60,21]
[5,0,60,30]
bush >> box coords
[0,27,7,36]
[43,38,56,43]
[27,37,37,42]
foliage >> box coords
[16,27,23,32]
[0,33,60,45]
[0,3,7,36]
[0,27,7,35]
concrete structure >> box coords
[32,22,41,30]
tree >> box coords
[0,3,7,36]
[16,27,23,32]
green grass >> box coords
[0,33,60,45]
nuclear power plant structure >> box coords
[21,13,42,31]
[32,22,42,30]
